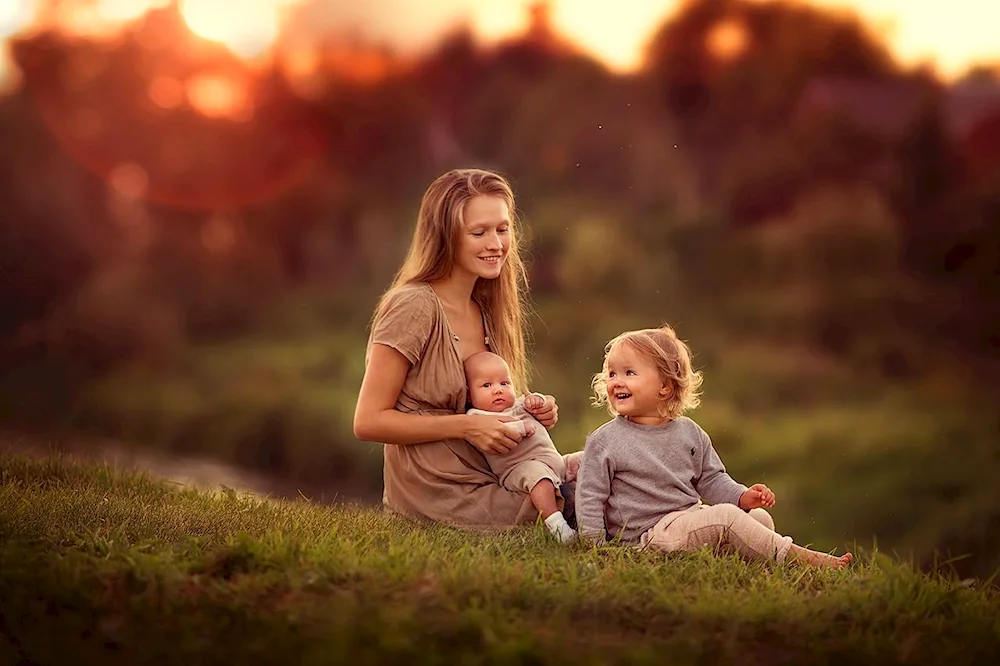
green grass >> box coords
[2,454,999,665]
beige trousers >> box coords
[639,503,793,563]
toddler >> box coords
[576,325,853,569]
[465,351,576,543]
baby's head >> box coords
[591,325,703,421]
[465,351,517,412]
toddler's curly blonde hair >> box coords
[591,324,703,420]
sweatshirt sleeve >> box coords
[576,435,614,544]
[693,428,747,507]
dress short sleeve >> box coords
[369,284,436,365]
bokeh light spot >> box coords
[186,73,254,121]
[110,162,150,200]
[180,0,293,59]
[148,76,185,110]
[707,18,749,61]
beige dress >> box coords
[367,281,539,529]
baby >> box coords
[464,351,576,543]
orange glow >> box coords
[324,46,394,84]
[707,17,749,61]
[180,0,297,59]
[0,0,34,91]
[282,48,324,99]
[0,0,998,94]
[48,0,169,39]
[185,73,254,121]
[148,76,185,110]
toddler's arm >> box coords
[693,429,747,507]
[576,437,613,544]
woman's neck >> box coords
[430,273,477,315]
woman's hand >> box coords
[524,393,559,429]
[462,414,523,455]
[738,483,776,511]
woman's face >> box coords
[453,195,511,282]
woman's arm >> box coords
[353,343,523,454]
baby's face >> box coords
[467,357,517,412]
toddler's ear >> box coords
[659,384,673,397]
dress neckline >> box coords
[424,282,491,353]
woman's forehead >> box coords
[464,195,510,227]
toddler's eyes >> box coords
[626,370,636,376]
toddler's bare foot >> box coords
[789,545,853,569]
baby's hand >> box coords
[522,392,546,411]
[523,421,537,438]
[738,483,776,511]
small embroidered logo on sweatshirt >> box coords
[690,447,696,456]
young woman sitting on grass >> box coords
[353,168,576,531]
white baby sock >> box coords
[544,511,577,544]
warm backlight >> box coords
[180,0,295,59]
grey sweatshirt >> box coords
[576,416,748,543]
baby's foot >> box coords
[544,511,577,544]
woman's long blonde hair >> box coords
[377,168,532,390]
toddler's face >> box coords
[604,342,670,421]
[467,356,516,412]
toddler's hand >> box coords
[522,392,546,411]
[563,451,583,482]
[738,483,776,511]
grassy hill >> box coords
[2,453,998,665]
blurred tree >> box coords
[642,0,901,221]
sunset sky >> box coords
[1,0,998,91]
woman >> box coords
[353,168,569,529]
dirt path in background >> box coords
[0,429,380,505]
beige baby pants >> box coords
[639,503,794,563]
